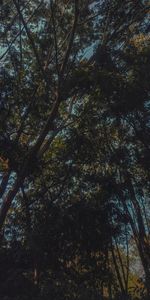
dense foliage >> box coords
[0,0,150,299]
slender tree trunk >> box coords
[21,187,40,287]
[0,177,22,230]
[125,174,150,292]
[125,225,129,294]
[116,175,150,297]
[114,238,127,289]
[111,240,125,295]
[0,171,10,198]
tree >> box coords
[0,0,150,299]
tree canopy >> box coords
[0,0,150,299]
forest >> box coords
[0,0,150,299]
